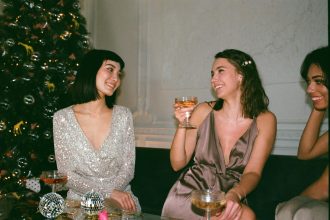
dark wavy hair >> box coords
[213,49,269,118]
[70,49,125,108]
[300,46,329,88]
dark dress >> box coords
[162,111,258,219]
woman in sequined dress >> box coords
[162,49,277,220]
[53,49,140,212]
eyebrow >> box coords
[310,74,324,79]
[104,63,116,68]
[211,65,226,73]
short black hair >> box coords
[70,49,125,108]
[300,46,329,88]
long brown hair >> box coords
[213,49,269,118]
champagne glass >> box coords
[174,96,198,128]
[191,189,226,220]
[40,170,67,192]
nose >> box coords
[111,72,120,81]
[306,82,315,94]
[211,73,217,82]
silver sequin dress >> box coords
[53,105,140,210]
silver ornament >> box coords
[81,191,105,215]
[39,192,65,218]
[23,94,35,105]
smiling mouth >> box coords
[106,83,115,89]
[311,96,322,101]
[215,85,223,90]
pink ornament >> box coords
[98,210,108,220]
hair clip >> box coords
[242,60,252,66]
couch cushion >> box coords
[131,148,328,219]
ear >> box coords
[237,73,243,84]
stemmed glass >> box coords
[191,189,226,220]
[40,170,67,192]
[174,96,198,128]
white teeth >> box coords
[311,96,322,101]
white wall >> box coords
[81,0,328,155]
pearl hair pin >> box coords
[242,60,252,66]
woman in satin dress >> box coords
[53,49,140,212]
[162,49,277,220]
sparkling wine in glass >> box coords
[40,170,67,192]
[191,189,226,220]
[175,96,198,128]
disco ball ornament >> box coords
[39,192,65,218]
[81,191,104,215]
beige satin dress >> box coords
[162,111,257,219]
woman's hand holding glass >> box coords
[217,191,243,220]
[174,96,198,128]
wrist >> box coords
[227,189,245,201]
[177,122,187,129]
[312,108,326,115]
[105,190,114,199]
[226,190,241,201]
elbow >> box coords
[171,163,182,172]
[297,153,305,160]
[172,167,180,172]
[170,157,187,172]
[170,161,185,172]
[297,151,312,160]
[297,154,309,160]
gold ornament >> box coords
[18,42,34,56]
[13,120,27,135]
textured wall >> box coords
[80,0,328,155]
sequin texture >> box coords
[53,105,140,210]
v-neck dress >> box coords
[162,111,258,219]
[53,105,140,210]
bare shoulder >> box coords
[256,111,277,129]
[193,101,215,115]
[191,101,215,126]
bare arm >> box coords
[229,111,277,198]
[220,112,276,220]
[298,109,328,159]
[170,102,213,171]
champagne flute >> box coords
[40,170,67,192]
[191,189,226,220]
[174,96,198,128]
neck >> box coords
[221,100,244,121]
[77,99,109,115]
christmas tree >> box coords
[0,0,91,199]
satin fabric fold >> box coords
[162,111,257,219]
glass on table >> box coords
[174,96,198,128]
[191,189,226,220]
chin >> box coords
[314,104,328,111]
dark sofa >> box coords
[131,148,328,220]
